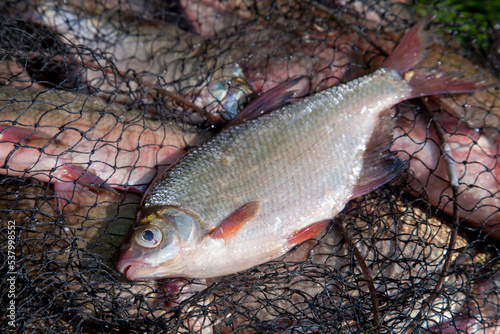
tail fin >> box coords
[383,14,497,98]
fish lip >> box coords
[121,264,133,279]
[116,258,147,281]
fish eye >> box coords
[143,230,154,241]
[135,225,162,248]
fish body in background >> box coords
[394,102,500,240]
[390,47,500,240]
[0,88,212,205]
[179,0,412,95]
[424,271,500,334]
[27,2,254,122]
[116,17,493,280]
[385,43,500,240]
[0,59,46,90]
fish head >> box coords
[204,64,254,121]
[116,206,205,280]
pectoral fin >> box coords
[56,163,105,186]
[54,163,111,212]
[208,201,261,240]
[54,179,95,211]
[287,219,331,245]
[0,124,65,147]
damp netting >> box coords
[1,0,500,333]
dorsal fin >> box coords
[227,77,308,126]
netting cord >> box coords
[310,1,390,57]
[402,99,461,333]
[334,221,382,333]
[19,50,214,120]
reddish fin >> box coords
[0,125,61,146]
[57,163,107,187]
[352,112,406,198]
[382,14,435,76]
[54,180,77,208]
[208,201,261,240]
[287,219,331,245]
[383,14,497,98]
[53,163,112,211]
[54,180,96,212]
[227,77,308,126]
[122,184,148,195]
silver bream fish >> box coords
[116,17,491,279]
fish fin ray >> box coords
[383,14,497,98]
[54,180,94,212]
[54,180,75,206]
[352,113,406,198]
[208,201,261,240]
[287,219,331,245]
[382,14,435,76]
[0,124,63,146]
[56,163,117,199]
[227,77,308,126]
[58,163,107,187]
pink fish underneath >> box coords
[117,16,494,280]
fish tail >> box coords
[383,14,496,98]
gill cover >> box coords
[131,206,204,265]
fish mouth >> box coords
[116,258,147,281]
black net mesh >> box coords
[0,0,499,333]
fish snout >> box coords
[115,239,149,280]
[115,250,147,280]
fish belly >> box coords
[144,69,411,271]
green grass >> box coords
[415,0,500,52]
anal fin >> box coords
[352,111,406,198]
[287,219,331,245]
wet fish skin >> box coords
[180,0,410,96]
[362,44,500,239]
[118,69,408,279]
[0,88,212,200]
[28,2,253,121]
[116,17,491,280]
[392,51,500,239]
[0,60,46,90]
[208,192,476,333]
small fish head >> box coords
[205,65,254,121]
[116,206,205,280]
